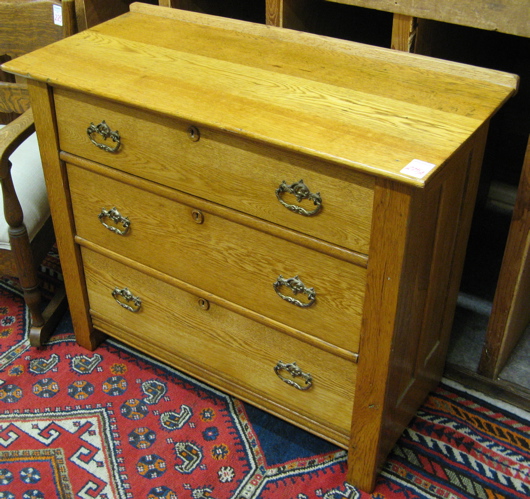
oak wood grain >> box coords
[55,89,375,254]
[325,0,530,38]
[68,162,366,353]
[27,79,104,350]
[83,246,357,443]
[3,5,517,187]
[4,6,517,492]
[480,137,530,378]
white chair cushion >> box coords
[0,126,50,250]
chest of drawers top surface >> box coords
[3,2,517,187]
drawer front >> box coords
[68,163,365,353]
[55,89,374,254]
[82,247,355,440]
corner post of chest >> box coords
[27,79,104,350]
[346,177,421,491]
[347,123,490,491]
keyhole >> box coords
[187,125,200,142]
[198,298,210,310]
[191,209,204,224]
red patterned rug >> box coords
[1,278,530,499]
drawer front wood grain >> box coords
[68,163,365,353]
[82,247,355,441]
[55,89,374,254]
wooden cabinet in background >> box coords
[73,0,130,29]
[479,138,530,378]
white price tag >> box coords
[53,4,63,26]
[400,159,436,179]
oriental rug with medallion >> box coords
[0,275,530,499]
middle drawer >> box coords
[68,162,366,353]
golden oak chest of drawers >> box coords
[3,3,517,492]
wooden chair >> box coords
[0,0,76,347]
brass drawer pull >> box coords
[112,287,142,312]
[276,179,322,217]
[273,275,316,308]
[274,361,313,390]
[98,207,130,236]
[87,120,121,153]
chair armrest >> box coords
[0,108,35,178]
[0,82,30,114]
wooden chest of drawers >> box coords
[2,3,517,491]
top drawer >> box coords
[54,89,374,254]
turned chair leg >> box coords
[1,161,62,347]
[10,219,67,348]
[9,223,45,326]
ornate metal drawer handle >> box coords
[274,361,313,390]
[87,120,121,153]
[273,275,316,308]
[98,207,130,236]
[275,179,322,216]
[112,287,142,312]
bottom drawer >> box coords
[81,247,356,444]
